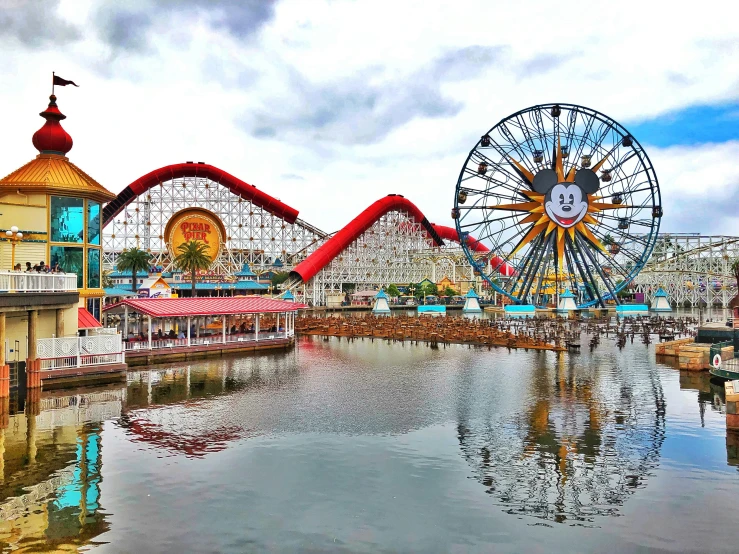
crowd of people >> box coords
[11,261,64,273]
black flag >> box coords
[53,75,79,87]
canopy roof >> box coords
[375,289,389,299]
[78,307,102,329]
[654,288,668,297]
[559,289,576,298]
[279,290,295,300]
[234,264,256,277]
[464,288,479,298]
[103,297,305,317]
[103,287,138,297]
[351,289,379,297]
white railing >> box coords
[0,271,77,293]
[122,332,289,351]
[37,334,124,370]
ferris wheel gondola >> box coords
[454,103,661,308]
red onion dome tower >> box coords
[31,94,74,155]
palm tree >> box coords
[116,247,151,293]
[174,240,211,297]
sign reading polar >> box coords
[165,207,226,264]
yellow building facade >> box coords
[0,94,116,320]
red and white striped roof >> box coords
[103,297,305,317]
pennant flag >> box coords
[53,75,79,87]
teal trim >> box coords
[616,304,649,313]
[418,305,446,313]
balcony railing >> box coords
[0,271,78,293]
[122,331,289,352]
[37,334,125,370]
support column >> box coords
[55,308,64,338]
[276,313,280,338]
[27,310,37,361]
[255,314,260,342]
[187,316,191,347]
[26,310,40,390]
[222,317,226,344]
[0,313,7,398]
[124,305,129,338]
[147,316,152,350]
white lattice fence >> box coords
[37,335,124,370]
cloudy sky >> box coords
[1,0,738,236]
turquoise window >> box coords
[50,196,84,243]
[87,248,100,289]
[87,201,101,245]
[50,246,83,288]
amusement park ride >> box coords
[100,102,733,308]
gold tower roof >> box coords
[0,153,116,203]
[0,94,117,203]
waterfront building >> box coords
[102,296,302,366]
[0,95,123,391]
[137,275,172,298]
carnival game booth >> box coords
[103,296,305,366]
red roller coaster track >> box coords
[104,165,515,281]
[430,224,514,276]
[289,195,443,283]
[102,162,299,226]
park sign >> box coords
[165,207,226,264]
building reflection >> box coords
[0,388,123,551]
[678,371,739,470]
[0,356,292,548]
[119,353,297,457]
[457,352,666,524]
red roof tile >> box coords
[78,307,102,329]
[103,297,305,318]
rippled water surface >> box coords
[1,332,738,552]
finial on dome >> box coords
[32,94,73,156]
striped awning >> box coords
[78,307,102,329]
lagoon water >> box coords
[1,331,738,552]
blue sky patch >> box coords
[626,102,739,147]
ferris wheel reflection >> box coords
[456,353,666,524]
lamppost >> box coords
[5,226,23,269]
[215,283,222,297]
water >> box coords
[1,332,738,552]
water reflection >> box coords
[456,348,666,524]
[118,352,298,457]
[0,389,123,551]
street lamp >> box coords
[5,226,23,269]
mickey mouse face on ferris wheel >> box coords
[532,168,600,229]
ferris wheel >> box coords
[453,103,662,308]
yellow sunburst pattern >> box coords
[486,139,628,270]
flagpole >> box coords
[52,71,55,96]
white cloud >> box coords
[1,0,738,236]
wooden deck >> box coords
[124,337,295,367]
[41,362,128,389]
